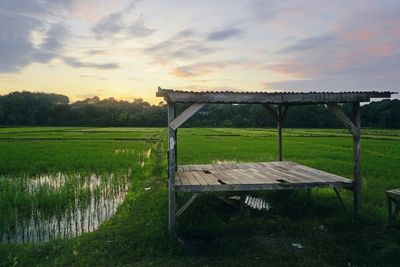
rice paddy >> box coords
[0,127,399,266]
[0,127,160,244]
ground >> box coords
[0,127,399,266]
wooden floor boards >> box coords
[175,161,353,192]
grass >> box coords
[0,128,158,245]
[0,127,399,266]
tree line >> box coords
[0,91,399,128]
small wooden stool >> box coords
[386,189,400,228]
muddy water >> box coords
[0,173,130,244]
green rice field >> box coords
[0,127,399,266]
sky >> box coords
[0,0,399,104]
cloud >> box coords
[172,60,241,77]
[207,28,242,41]
[1,0,73,16]
[128,16,155,37]
[92,1,154,39]
[0,1,73,73]
[278,35,338,53]
[144,29,218,64]
[63,57,120,70]
[0,16,69,72]
[92,11,125,39]
[263,1,400,94]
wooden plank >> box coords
[211,170,241,185]
[277,109,283,161]
[256,163,313,183]
[167,103,176,233]
[186,172,201,185]
[193,172,208,185]
[291,164,351,183]
[327,103,360,138]
[274,162,351,185]
[169,103,205,130]
[230,168,267,184]
[353,102,361,215]
[176,161,354,193]
[246,168,282,184]
[194,171,220,185]
[175,180,349,192]
[191,171,210,185]
[176,193,198,217]
[175,173,182,185]
[178,172,192,186]
[268,162,329,183]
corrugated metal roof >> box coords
[156,87,397,104]
[157,88,395,95]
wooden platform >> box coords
[175,161,353,192]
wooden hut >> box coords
[156,88,395,233]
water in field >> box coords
[0,172,130,244]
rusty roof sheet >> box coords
[156,87,396,104]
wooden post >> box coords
[277,105,283,161]
[168,103,177,233]
[262,104,288,161]
[353,102,361,216]
[174,128,178,171]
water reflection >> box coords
[0,173,130,244]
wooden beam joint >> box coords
[262,104,289,122]
[169,103,206,130]
[326,103,360,138]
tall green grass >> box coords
[0,127,161,244]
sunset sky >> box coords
[1,0,399,104]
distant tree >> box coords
[0,91,399,128]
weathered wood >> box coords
[263,104,289,161]
[281,105,289,120]
[174,128,178,171]
[157,88,393,104]
[262,104,278,121]
[278,105,283,161]
[176,193,198,217]
[386,189,400,199]
[386,190,400,228]
[169,103,206,130]
[326,103,360,138]
[353,102,361,216]
[174,161,353,192]
[167,103,176,233]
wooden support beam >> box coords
[176,193,198,217]
[281,105,289,120]
[168,103,177,233]
[326,103,360,138]
[277,105,283,161]
[169,103,206,130]
[353,102,361,216]
[263,104,289,161]
[262,104,278,121]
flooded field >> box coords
[0,127,162,244]
[0,172,130,243]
